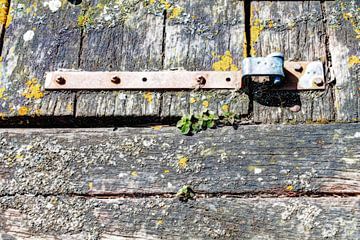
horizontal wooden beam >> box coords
[0,123,359,196]
[0,196,358,239]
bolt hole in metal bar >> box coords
[45,62,325,91]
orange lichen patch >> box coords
[131,170,138,177]
[18,106,29,116]
[144,92,153,104]
[22,78,44,99]
[348,55,360,67]
[178,156,188,169]
[149,0,182,20]
[343,12,360,39]
[212,51,239,71]
[0,0,9,25]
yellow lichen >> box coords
[18,106,29,116]
[178,156,188,169]
[202,100,209,108]
[0,0,9,26]
[250,18,264,56]
[88,182,93,189]
[163,169,170,174]
[286,185,294,191]
[0,86,6,100]
[212,51,239,71]
[151,125,162,130]
[221,104,229,113]
[189,97,197,104]
[131,171,138,177]
[144,92,153,104]
[156,219,164,225]
[34,108,42,116]
[348,55,360,67]
[22,78,44,99]
[169,6,182,19]
[66,103,73,113]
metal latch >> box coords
[45,53,325,91]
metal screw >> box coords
[56,76,66,85]
[111,76,121,84]
[313,78,324,86]
[196,75,206,85]
[294,64,303,72]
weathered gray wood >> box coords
[251,1,335,124]
[0,123,359,196]
[0,196,359,239]
[162,0,249,117]
[0,0,79,119]
[325,1,360,122]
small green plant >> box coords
[176,185,195,202]
[176,110,219,135]
[222,111,237,125]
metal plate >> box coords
[253,61,326,90]
[45,71,242,90]
[45,61,325,91]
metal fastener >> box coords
[111,76,121,84]
[313,77,324,86]
[294,64,303,72]
[196,75,206,85]
[56,76,66,85]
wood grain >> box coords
[250,1,334,124]
[0,123,359,196]
[0,196,359,239]
[324,1,360,122]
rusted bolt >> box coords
[56,76,66,85]
[196,75,206,85]
[313,78,324,86]
[111,76,121,84]
[294,64,303,72]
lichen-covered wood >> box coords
[0,123,359,196]
[325,1,360,122]
[0,196,359,239]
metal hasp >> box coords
[242,52,285,86]
[45,71,242,90]
[242,52,325,90]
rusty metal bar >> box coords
[44,62,325,91]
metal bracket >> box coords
[242,52,285,86]
[45,53,325,91]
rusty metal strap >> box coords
[45,62,325,91]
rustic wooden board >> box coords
[324,1,360,122]
[250,1,335,124]
[0,0,79,120]
[0,0,248,125]
[0,196,359,239]
[1,123,359,196]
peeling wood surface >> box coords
[0,124,359,196]
[0,196,359,239]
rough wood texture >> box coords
[0,196,359,239]
[251,1,334,124]
[0,123,359,196]
[0,0,249,124]
[324,1,360,122]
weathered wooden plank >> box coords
[251,1,335,124]
[162,0,249,118]
[0,196,359,239]
[0,123,359,196]
[0,0,79,120]
[324,1,360,122]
